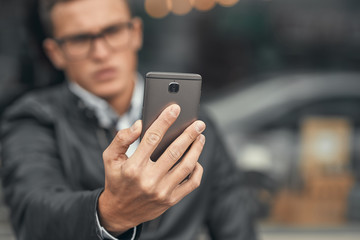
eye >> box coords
[104,24,127,37]
[67,34,92,45]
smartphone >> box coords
[141,72,202,161]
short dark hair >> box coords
[38,0,131,37]
[38,0,69,37]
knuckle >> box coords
[102,149,110,162]
[191,178,201,189]
[115,131,126,143]
[122,164,138,179]
[181,162,195,176]
[198,164,204,174]
[191,165,203,189]
[167,147,181,161]
[189,176,201,190]
[161,114,174,126]
[186,131,196,142]
[155,190,168,202]
[167,197,177,206]
[145,131,162,146]
[140,179,156,195]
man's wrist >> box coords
[96,211,137,240]
[98,189,133,234]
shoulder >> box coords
[2,83,73,124]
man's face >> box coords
[45,0,142,99]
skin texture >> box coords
[43,0,206,236]
[100,105,205,235]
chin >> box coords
[92,83,124,99]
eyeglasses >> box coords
[54,21,134,60]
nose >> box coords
[90,37,111,61]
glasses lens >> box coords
[62,35,92,60]
[103,23,132,50]
[57,21,132,60]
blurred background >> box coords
[1,0,360,239]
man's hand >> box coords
[98,104,206,235]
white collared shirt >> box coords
[69,73,144,157]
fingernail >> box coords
[195,121,205,133]
[198,134,206,144]
[170,104,180,117]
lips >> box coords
[93,67,117,82]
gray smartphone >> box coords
[141,72,202,161]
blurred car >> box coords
[204,72,360,222]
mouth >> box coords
[93,67,118,82]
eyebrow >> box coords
[55,20,131,40]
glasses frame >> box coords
[53,21,134,61]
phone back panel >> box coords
[141,72,202,161]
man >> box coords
[1,0,257,239]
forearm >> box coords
[8,188,103,240]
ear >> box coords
[131,17,143,51]
[43,38,66,70]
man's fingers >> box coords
[164,134,205,187]
[134,104,180,161]
[170,162,204,204]
[155,121,206,173]
[103,120,142,163]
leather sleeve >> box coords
[202,113,258,240]
[0,96,137,240]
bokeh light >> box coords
[217,0,239,7]
[145,0,171,19]
[191,0,217,12]
[144,0,242,18]
[169,0,193,16]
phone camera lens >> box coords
[168,82,180,93]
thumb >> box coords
[103,120,142,162]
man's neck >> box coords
[106,80,135,116]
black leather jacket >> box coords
[1,83,257,240]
